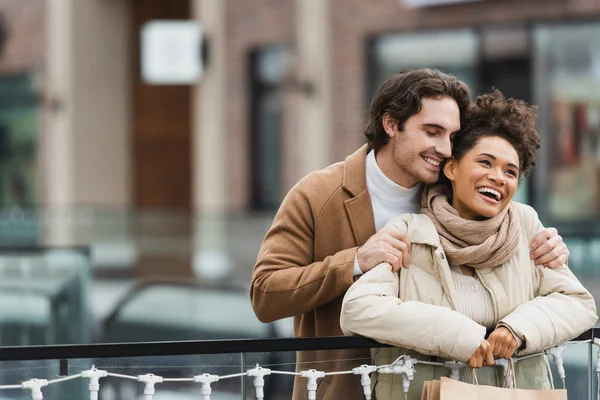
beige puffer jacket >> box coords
[340,202,597,400]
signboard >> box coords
[141,20,203,85]
[402,0,486,7]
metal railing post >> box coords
[589,340,594,400]
[241,352,247,400]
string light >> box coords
[193,373,219,400]
[81,366,107,400]
[137,374,163,400]
[21,379,48,400]
[300,369,325,400]
[247,364,271,400]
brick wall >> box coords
[0,0,45,73]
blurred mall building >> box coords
[0,0,597,273]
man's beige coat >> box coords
[340,205,597,400]
[251,145,376,400]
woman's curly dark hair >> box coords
[451,89,541,178]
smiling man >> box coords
[250,69,569,400]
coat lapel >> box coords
[342,145,375,246]
[344,191,375,246]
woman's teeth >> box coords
[477,187,501,200]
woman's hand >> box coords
[487,326,518,359]
[467,339,494,368]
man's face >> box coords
[376,96,461,188]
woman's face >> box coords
[444,135,520,220]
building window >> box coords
[249,46,292,211]
[367,29,480,100]
[0,74,38,208]
[533,23,600,228]
[368,27,535,203]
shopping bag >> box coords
[421,359,567,400]
[421,379,441,400]
[439,376,566,399]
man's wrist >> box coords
[353,253,363,276]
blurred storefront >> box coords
[0,0,598,213]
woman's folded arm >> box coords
[340,263,486,362]
[499,265,597,356]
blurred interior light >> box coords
[192,250,232,281]
[141,20,204,85]
[92,242,139,270]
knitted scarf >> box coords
[420,184,519,269]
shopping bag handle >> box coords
[470,358,516,388]
[469,368,478,385]
[503,358,517,388]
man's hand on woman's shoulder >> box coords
[357,223,411,273]
[530,227,569,269]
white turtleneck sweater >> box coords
[353,150,421,276]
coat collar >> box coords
[342,144,369,196]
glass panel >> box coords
[0,341,592,399]
[0,210,295,345]
[92,354,244,400]
[547,341,594,400]
[0,248,91,346]
[369,29,479,99]
[0,359,71,399]
[0,354,244,400]
[533,23,600,224]
[244,351,296,400]
[103,283,272,342]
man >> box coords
[250,69,568,400]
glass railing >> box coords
[0,246,91,346]
[0,331,596,400]
[0,212,296,349]
[0,211,597,344]
[0,208,277,286]
[0,210,598,399]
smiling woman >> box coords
[340,90,597,400]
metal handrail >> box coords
[0,328,596,362]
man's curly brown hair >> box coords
[365,69,471,151]
[451,89,541,178]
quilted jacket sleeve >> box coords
[340,214,487,362]
[499,264,597,356]
[498,204,598,355]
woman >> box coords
[340,90,597,399]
